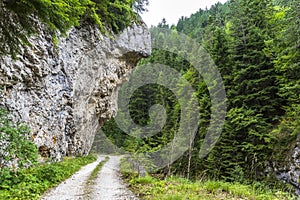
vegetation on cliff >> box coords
[0,108,38,170]
[0,105,98,199]
[0,0,149,55]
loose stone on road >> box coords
[42,156,105,200]
[41,155,138,200]
[89,156,139,200]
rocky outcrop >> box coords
[0,24,151,160]
[273,141,300,195]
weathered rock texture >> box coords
[0,24,151,160]
[273,141,300,194]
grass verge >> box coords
[84,156,110,198]
[87,156,110,183]
[120,157,296,200]
[0,154,97,199]
[89,156,109,181]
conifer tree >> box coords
[223,0,283,179]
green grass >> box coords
[87,156,109,183]
[126,176,295,200]
[85,156,110,196]
[120,158,296,200]
[0,154,97,199]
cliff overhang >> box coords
[0,23,151,160]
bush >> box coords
[0,108,97,199]
[0,108,38,171]
[120,158,295,200]
[0,154,97,199]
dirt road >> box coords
[42,155,138,200]
[89,156,138,200]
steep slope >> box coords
[0,22,151,160]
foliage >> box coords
[128,177,295,200]
[0,0,148,56]
[0,108,38,170]
[93,0,299,192]
[0,154,97,199]
[120,158,295,200]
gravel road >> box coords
[89,156,139,200]
[41,155,138,200]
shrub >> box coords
[0,154,97,199]
[0,108,38,170]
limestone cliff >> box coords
[0,24,151,160]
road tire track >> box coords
[89,156,139,200]
[41,156,105,200]
[41,155,138,200]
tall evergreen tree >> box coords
[223,0,283,179]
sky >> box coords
[141,0,228,27]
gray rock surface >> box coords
[0,23,151,161]
[273,142,300,194]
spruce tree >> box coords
[224,0,282,179]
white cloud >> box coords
[141,0,228,27]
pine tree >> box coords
[222,0,283,179]
[269,0,300,165]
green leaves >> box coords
[0,0,146,56]
[0,108,38,169]
[88,0,299,188]
[0,155,97,199]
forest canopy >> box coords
[97,0,300,189]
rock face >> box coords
[273,142,300,195]
[0,24,151,160]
